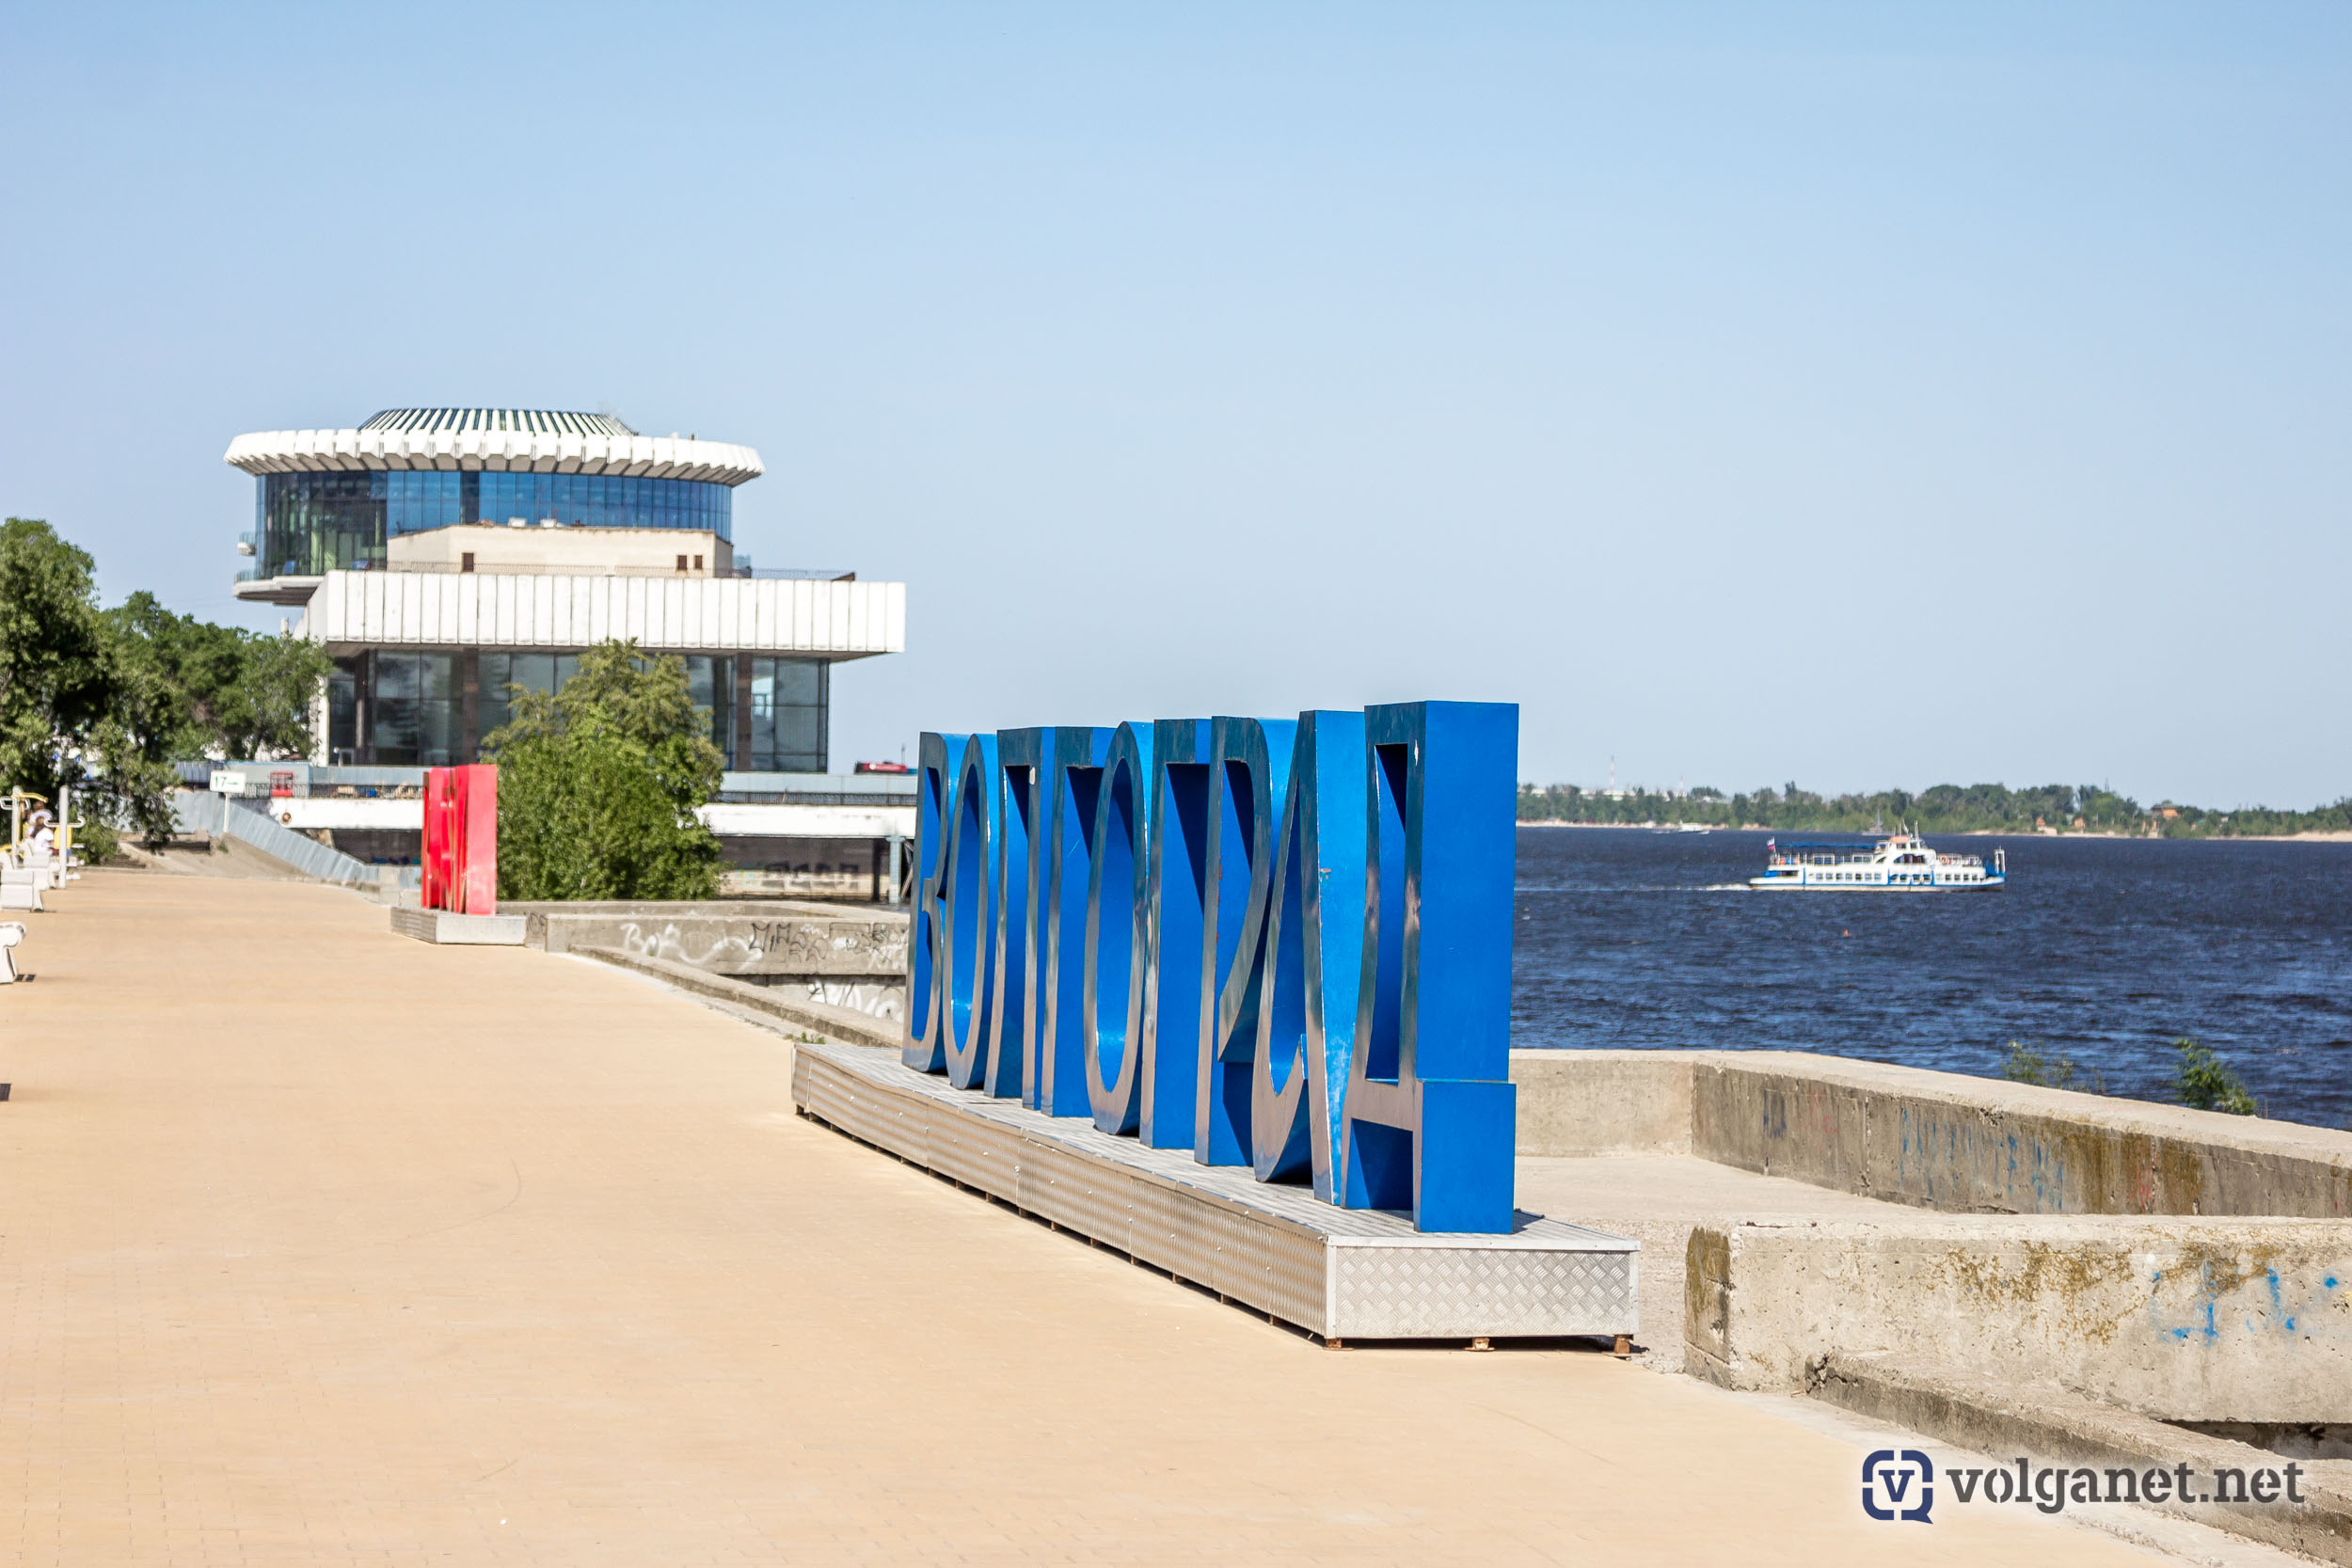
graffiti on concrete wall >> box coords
[613,918,911,977]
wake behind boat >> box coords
[1749,830,2005,891]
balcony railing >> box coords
[248,560,857,581]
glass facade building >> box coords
[233,410,882,785]
[327,649,824,770]
[255,470,733,578]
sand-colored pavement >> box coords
[0,873,2185,1565]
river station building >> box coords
[222,407,912,896]
[229,407,905,771]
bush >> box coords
[1998,1040,2100,1093]
[484,641,725,901]
[2170,1038,2257,1116]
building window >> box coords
[684,656,734,761]
[255,470,734,578]
[474,650,732,762]
[327,659,359,763]
[745,657,827,772]
[367,652,460,766]
[477,651,580,745]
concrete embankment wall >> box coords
[1683,1217,2352,1421]
[517,901,908,977]
[1511,1049,2352,1219]
[1812,1352,2352,1565]
[573,946,903,1053]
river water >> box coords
[1510,828,2352,1132]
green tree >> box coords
[104,592,329,761]
[0,518,149,852]
[0,519,118,798]
[485,640,725,900]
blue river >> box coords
[1510,828,2352,1132]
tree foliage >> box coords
[484,640,724,901]
[105,591,328,763]
[1517,777,2352,838]
[0,518,331,854]
[1997,1039,2101,1093]
[0,518,119,798]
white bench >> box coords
[0,867,42,912]
[0,921,23,982]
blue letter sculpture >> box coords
[1250,708,1366,1198]
[899,701,1518,1233]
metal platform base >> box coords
[791,1042,1638,1342]
[389,908,526,945]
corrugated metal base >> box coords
[792,1042,1638,1341]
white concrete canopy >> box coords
[225,426,763,486]
[298,570,905,659]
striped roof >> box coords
[358,408,640,437]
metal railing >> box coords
[171,792,373,885]
[715,790,916,806]
[242,560,856,581]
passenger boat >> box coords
[1748,831,2005,891]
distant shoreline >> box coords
[1515,821,2352,844]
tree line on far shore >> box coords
[1517,779,2352,838]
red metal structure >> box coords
[422,765,499,914]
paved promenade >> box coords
[0,874,2211,1564]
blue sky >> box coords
[2,5,2345,805]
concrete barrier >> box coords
[573,945,902,1053]
[389,909,526,945]
[1511,1051,1695,1156]
[1511,1049,2352,1219]
[518,901,907,988]
[1683,1217,2352,1421]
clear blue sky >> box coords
[3,5,2345,806]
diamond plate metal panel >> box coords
[792,1044,1637,1340]
[1328,1242,1637,1338]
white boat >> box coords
[1748,831,2005,892]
